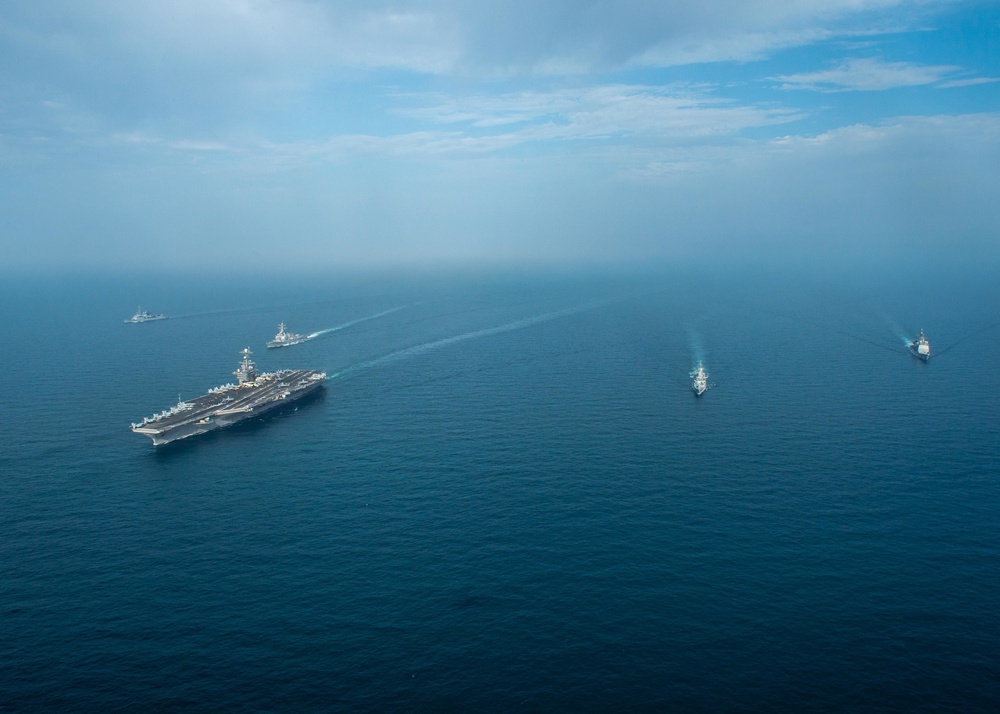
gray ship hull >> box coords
[124,315,168,323]
[132,368,326,446]
[267,336,310,348]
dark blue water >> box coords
[2,266,999,711]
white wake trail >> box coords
[329,301,608,381]
[307,306,407,340]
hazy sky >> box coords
[2,1,998,271]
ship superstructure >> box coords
[691,362,709,396]
[131,347,326,446]
[125,306,168,323]
[267,322,309,348]
[909,329,931,361]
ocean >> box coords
[2,265,998,711]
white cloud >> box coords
[0,0,975,151]
[3,1,996,269]
[431,0,922,73]
[635,27,834,67]
[103,84,804,170]
[10,109,1000,270]
[608,112,1000,261]
[1,0,950,79]
[631,112,1000,178]
[398,85,804,144]
[773,57,961,91]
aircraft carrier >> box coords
[131,348,326,446]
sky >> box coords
[1,1,998,272]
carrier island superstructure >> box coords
[131,348,326,446]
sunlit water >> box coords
[2,266,998,710]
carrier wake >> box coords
[330,301,610,381]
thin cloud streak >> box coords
[100,84,805,168]
[937,77,1000,89]
[773,57,963,91]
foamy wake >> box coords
[307,306,407,340]
[329,301,609,380]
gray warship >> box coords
[691,361,709,396]
[131,347,326,446]
[908,329,931,361]
[267,322,309,348]
[125,306,168,323]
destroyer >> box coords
[131,348,326,446]
[267,322,309,348]
[125,306,168,323]
[691,361,709,396]
[909,329,931,361]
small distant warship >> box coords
[267,322,309,348]
[131,348,326,446]
[909,329,931,361]
[691,362,709,396]
[124,307,168,323]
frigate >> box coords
[125,307,168,323]
[909,329,931,361]
[131,348,326,446]
[691,362,709,396]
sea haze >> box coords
[1,266,998,710]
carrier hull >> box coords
[131,349,326,446]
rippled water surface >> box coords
[2,267,998,710]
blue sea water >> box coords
[2,265,999,711]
